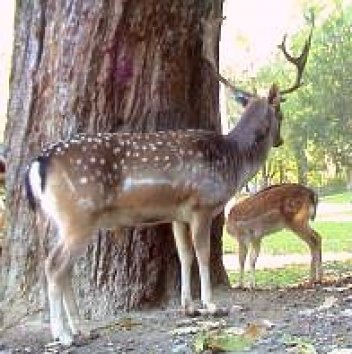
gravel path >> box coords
[223,252,352,271]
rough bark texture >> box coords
[1,0,228,319]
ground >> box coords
[1,278,352,353]
[1,202,351,353]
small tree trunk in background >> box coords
[294,148,308,185]
[1,0,228,320]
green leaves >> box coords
[228,3,352,186]
[193,323,268,353]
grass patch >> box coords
[321,191,352,203]
[227,260,352,288]
[223,221,352,255]
[228,265,306,288]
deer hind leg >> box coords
[45,243,76,346]
[45,231,90,346]
[62,266,82,338]
[292,224,322,283]
[249,238,261,289]
[172,221,194,314]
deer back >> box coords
[226,183,318,239]
[26,130,240,230]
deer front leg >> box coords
[249,238,261,289]
[190,211,227,316]
[237,240,248,289]
[190,212,212,311]
[172,221,194,314]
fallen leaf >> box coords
[283,335,317,354]
[243,322,267,340]
[318,296,338,310]
[193,330,252,353]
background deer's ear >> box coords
[267,83,281,105]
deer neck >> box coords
[224,127,271,192]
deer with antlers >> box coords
[226,183,322,289]
[24,14,313,347]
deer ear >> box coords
[268,83,280,105]
[235,92,250,107]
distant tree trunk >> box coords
[1,0,228,320]
[294,148,308,185]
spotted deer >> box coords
[226,183,322,289]
[25,15,314,347]
[25,88,282,346]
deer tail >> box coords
[309,189,319,221]
[25,156,50,211]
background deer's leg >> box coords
[190,211,215,313]
[45,242,75,346]
[172,221,194,313]
[291,224,322,283]
[237,240,248,288]
[249,238,261,289]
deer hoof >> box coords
[182,303,200,317]
[45,338,71,352]
[72,330,99,346]
[198,303,229,317]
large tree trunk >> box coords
[1,0,228,321]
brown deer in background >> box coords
[226,183,322,289]
[24,16,314,347]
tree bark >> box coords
[1,0,228,320]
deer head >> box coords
[202,10,315,148]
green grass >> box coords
[223,221,352,255]
[227,260,352,288]
[321,191,352,203]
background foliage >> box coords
[225,1,352,194]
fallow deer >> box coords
[226,183,322,289]
[25,87,282,346]
[24,15,314,347]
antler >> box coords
[279,10,315,96]
[201,14,254,104]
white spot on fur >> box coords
[80,177,88,184]
[113,147,121,155]
[123,177,169,191]
[77,198,95,210]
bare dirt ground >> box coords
[0,202,351,353]
[1,279,352,353]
